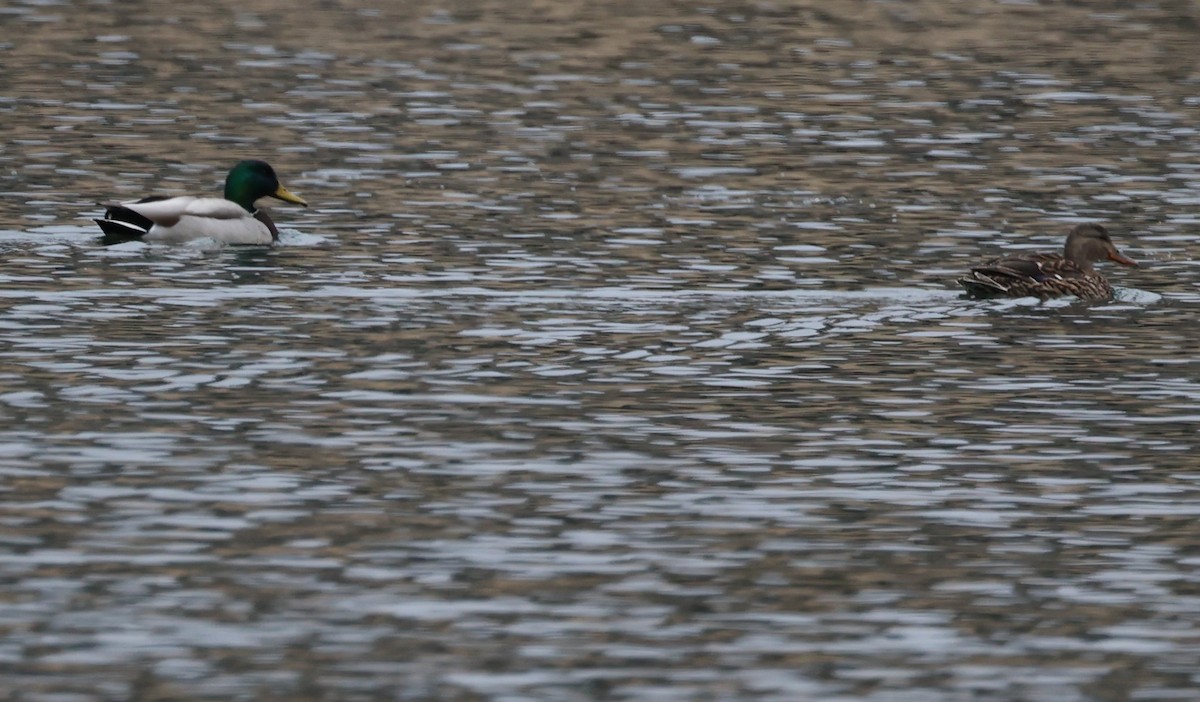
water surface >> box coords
[3,1,1200,700]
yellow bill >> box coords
[272,184,308,206]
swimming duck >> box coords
[94,160,307,245]
[958,223,1137,301]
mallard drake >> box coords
[958,223,1137,301]
[94,160,307,245]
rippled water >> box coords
[4,1,1200,700]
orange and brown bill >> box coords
[1108,250,1137,266]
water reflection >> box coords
[4,0,1200,700]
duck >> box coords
[94,160,307,245]
[957,223,1137,301]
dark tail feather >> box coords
[958,272,1008,299]
[94,217,148,245]
[94,203,156,245]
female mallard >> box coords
[958,223,1137,301]
[94,160,307,245]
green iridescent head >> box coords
[223,160,307,212]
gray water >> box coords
[3,1,1200,700]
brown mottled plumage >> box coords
[958,224,1137,301]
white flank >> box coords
[115,197,270,245]
[121,196,197,224]
[183,198,252,219]
[145,215,272,245]
[123,197,252,223]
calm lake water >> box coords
[4,1,1200,700]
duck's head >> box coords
[1064,223,1137,271]
[224,160,308,212]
